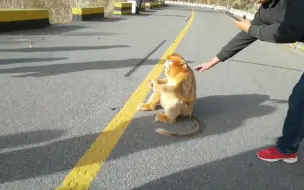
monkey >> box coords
[137,53,204,137]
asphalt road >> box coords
[1,4,304,190]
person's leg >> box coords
[135,0,142,14]
[257,72,304,163]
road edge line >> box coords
[56,8,195,190]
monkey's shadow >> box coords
[108,93,283,160]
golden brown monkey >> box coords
[137,53,204,137]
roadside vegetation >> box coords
[1,0,258,24]
[170,0,259,13]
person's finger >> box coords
[232,20,239,26]
[199,67,206,72]
[194,66,202,71]
[194,65,202,69]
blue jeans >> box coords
[276,72,304,155]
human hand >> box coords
[194,62,214,72]
[233,18,252,33]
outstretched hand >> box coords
[194,62,214,72]
[194,17,251,73]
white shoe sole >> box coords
[257,153,298,163]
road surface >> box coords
[1,4,304,190]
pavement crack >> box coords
[124,40,167,77]
[185,16,190,22]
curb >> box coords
[72,7,104,21]
[0,9,50,32]
[113,2,132,15]
[0,1,166,33]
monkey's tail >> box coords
[155,115,204,137]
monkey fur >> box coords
[137,53,204,137]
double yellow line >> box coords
[56,8,196,190]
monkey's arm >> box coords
[177,92,195,103]
[157,78,168,84]
[153,73,187,92]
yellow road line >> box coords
[56,8,195,190]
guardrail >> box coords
[164,0,254,19]
[164,0,303,52]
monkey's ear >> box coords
[180,62,188,70]
[179,59,185,65]
[166,54,174,59]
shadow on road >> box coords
[131,146,304,190]
[228,59,304,72]
[0,58,195,77]
[1,25,89,36]
[61,32,118,37]
[0,45,130,53]
[0,93,279,184]
[0,58,69,65]
[71,17,128,23]
[0,25,121,38]
[128,13,154,17]
[0,129,65,149]
[152,14,189,18]
[0,131,99,184]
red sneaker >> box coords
[257,146,298,163]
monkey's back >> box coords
[178,66,197,103]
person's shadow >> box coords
[131,146,304,190]
[192,93,281,136]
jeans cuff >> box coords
[275,145,297,155]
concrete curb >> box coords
[0,9,50,33]
[113,2,133,15]
[0,1,167,32]
[72,7,105,21]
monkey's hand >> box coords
[152,80,162,92]
[149,79,158,88]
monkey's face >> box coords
[164,54,187,78]
[164,59,173,70]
